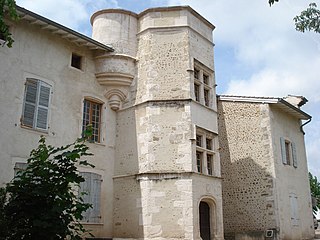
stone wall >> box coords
[218,101,277,238]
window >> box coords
[196,151,203,173]
[193,61,213,108]
[71,53,82,70]
[78,172,102,223]
[14,162,28,177]
[195,128,216,175]
[206,138,212,150]
[82,99,102,143]
[203,74,209,85]
[204,88,210,107]
[194,83,200,102]
[207,154,213,175]
[196,135,202,147]
[280,137,297,167]
[194,68,200,80]
[21,78,51,131]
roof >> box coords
[218,95,311,120]
[15,6,114,52]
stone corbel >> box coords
[95,72,134,111]
[104,89,127,111]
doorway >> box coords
[199,201,211,240]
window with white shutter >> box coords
[21,79,51,131]
[280,137,297,168]
[79,172,102,223]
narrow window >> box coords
[79,172,102,223]
[203,74,209,85]
[204,88,210,107]
[206,138,212,150]
[22,78,51,131]
[207,154,213,175]
[82,99,102,143]
[196,135,202,147]
[194,84,200,102]
[71,53,82,70]
[285,141,291,165]
[194,68,200,80]
[196,151,203,173]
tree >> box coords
[0,127,95,240]
[309,172,320,213]
[269,0,320,34]
[0,0,19,47]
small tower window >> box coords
[71,53,83,70]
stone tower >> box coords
[91,6,223,239]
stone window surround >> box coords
[193,60,213,108]
[195,127,216,176]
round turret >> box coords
[91,9,138,56]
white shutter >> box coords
[292,142,297,168]
[22,79,51,130]
[79,172,102,223]
[91,173,102,223]
[36,82,51,130]
[280,137,287,164]
[22,79,38,127]
[290,194,299,226]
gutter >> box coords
[300,117,312,135]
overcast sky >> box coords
[16,0,320,178]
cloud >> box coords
[16,0,119,34]
[169,0,320,176]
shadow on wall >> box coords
[218,101,277,240]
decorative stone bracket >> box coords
[95,72,134,111]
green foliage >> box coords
[0,127,95,240]
[268,0,279,6]
[294,3,320,33]
[268,0,320,34]
[0,0,19,47]
[309,172,320,213]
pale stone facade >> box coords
[218,96,314,240]
[1,5,223,240]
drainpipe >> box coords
[300,117,312,135]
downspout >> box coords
[300,117,312,135]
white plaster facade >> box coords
[218,96,314,240]
[1,5,223,240]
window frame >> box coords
[71,52,83,70]
[280,137,297,168]
[21,78,52,132]
[82,98,103,143]
[193,61,214,108]
[195,128,216,176]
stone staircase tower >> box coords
[91,6,223,240]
